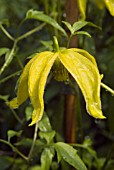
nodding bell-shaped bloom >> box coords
[8,48,106,125]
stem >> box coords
[28,122,39,160]
[0,25,14,41]
[10,108,23,124]
[17,23,46,41]
[64,94,76,143]
[53,36,59,52]
[0,70,21,84]
[101,82,114,96]
[0,40,17,76]
[67,35,73,48]
[0,139,28,161]
[15,55,24,69]
[0,23,46,76]
[44,0,49,14]
[64,0,78,145]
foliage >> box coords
[0,0,114,170]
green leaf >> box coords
[0,156,13,170]
[75,31,91,38]
[62,21,72,33]
[28,52,58,125]
[39,131,56,144]
[15,138,33,147]
[78,0,87,20]
[29,166,41,170]
[59,49,105,119]
[25,106,33,121]
[41,148,54,170]
[72,21,89,33]
[104,0,114,16]
[0,48,9,57]
[38,113,52,132]
[0,19,9,27]
[54,142,87,170]
[26,9,67,36]
[72,21,101,34]
[7,130,22,142]
[40,40,53,51]
[0,95,9,101]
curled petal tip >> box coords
[6,97,19,109]
[95,115,106,119]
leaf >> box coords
[39,131,56,144]
[29,166,41,170]
[59,49,105,119]
[0,19,9,27]
[78,0,87,20]
[39,113,52,132]
[28,52,58,125]
[72,21,88,33]
[0,156,13,170]
[0,48,9,57]
[26,9,67,36]
[41,148,54,170]
[62,21,72,33]
[25,106,33,121]
[72,21,101,34]
[0,95,9,101]
[75,31,91,38]
[54,142,87,170]
[15,138,33,147]
[7,130,22,142]
[40,40,53,51]
[104,0,114,16]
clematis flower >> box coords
[94,0,114,16]
[8,44,106,125]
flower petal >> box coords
[28,51,58,125]
[104,0,114,16]
[7,55,37,108]
[94,0,105,10]
[59,49,105,119]
[71,48,97,66]
[78,0,87,20]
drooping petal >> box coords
[71,48,97,66]
[28,51,58,125]
[78,0,87,20]
[17,55,38,106]
[94,0,105,10]
[59,49,105,119]
[7,54,37,108]
[104,0,114,16]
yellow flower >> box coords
[95,0,114,16]
[78,0,114,19]
[8,47,106,125]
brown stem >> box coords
[65,0,78,48]
[64,95,76,143]
[64,0,78,143]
